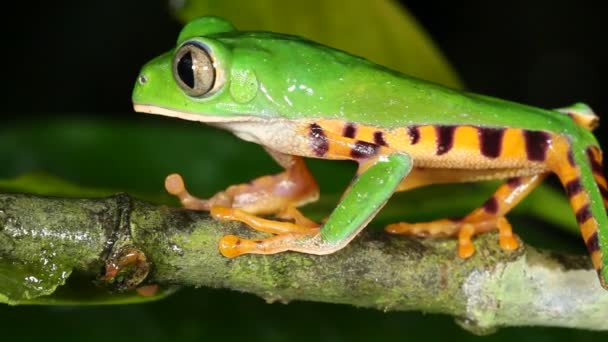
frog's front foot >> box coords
[210,206,320,257]
[164,157,319,215]
[165,172,323,257]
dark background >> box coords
[0,0,606,340]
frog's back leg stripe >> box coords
[548,136,608,289]
[407,126,420,145]
[586,146,608,211]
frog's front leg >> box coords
[165,149,319,226]
[215,153,412,257]
[212,130,412,257]
[386,173,546,257]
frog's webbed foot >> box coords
[386,175,546,258]
[166,172,321,257]
[164,154,322,257]
[211,206,320,257]
[386,216,518,258]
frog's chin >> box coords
[132,103,258,123]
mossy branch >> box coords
[0,193,606,333]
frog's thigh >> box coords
[215,153,412,257]
[387,174,547,258]
[165,151,319,217]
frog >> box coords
[132,16,608,289]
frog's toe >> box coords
[218,232,318,257]
[165,173,211,210]
[497,217,520,251]
[165,173,186,196]
[218,235,246,258]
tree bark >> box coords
[0,193,606,333]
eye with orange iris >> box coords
[173,42,217,97]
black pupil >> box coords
[177,51,195,89]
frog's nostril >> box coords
[138,74,148,85]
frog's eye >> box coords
[173,42,217,97]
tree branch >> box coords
[0,193,606,333]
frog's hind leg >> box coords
[547,136,608,289]
[165,150,319,222]
[386,174,546,258]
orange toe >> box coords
[218,235,248,258]
[499,235,519,251]
[165,173,186,195]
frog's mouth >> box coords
[133,103,259,123]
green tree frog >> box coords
[132,17,608,289]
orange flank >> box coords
[499,128,527,160]
[453,126,481,152]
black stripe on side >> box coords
[523,130,551,161]
[436,126,456,155]
[373,131,388,146]
[343,123,357,138]
[309,123,329,157]
[478,127,505,158]
[407,126,420,145]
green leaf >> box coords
[0,172,113,198]
[171,0,462,88]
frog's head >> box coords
[133,16,245,122]
[133,16,377,123]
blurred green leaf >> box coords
[0,172,113,198]
[171,0,462,88]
